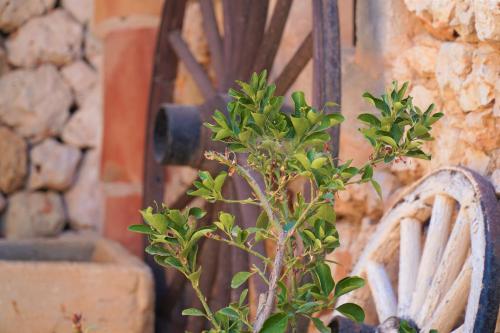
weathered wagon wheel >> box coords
[142,1,342,331]
[329,167,500,333]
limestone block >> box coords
[61,60,98,106]
[84,30,103,70]
[436,42,474,99]
[461,147,491,175]
[62,0,93,24]
[474,0,500,41]
[65,150,103,230]
[6,9,83,68]
[4,191,66,238]
[0,65,73,141]
[29,139,82,191]
[494,79,500,117]
[0,0,55,32]
[461,110,498,151]
[0,237,154,333]
[410,85,437,108]
[458,44,499,111]
[404,45,439,77]
[404,0,476,40]
[62,85,102,148]
[0,126,27,194]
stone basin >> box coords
[0,236,154,333]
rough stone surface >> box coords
[29,139,82,191]
[436,42,474,99]
[0,0,55,32]
[65,150,103,230]
[474,0,500,41]
[3,191,66,238]
[0,237,154,333]
[61,60,98,106]
[62,85,102,148]
[6,9,83,68]
[458,44,499,111]
[0,65,73,141]
[0,42,9,76]
[0,126,27,194]
[84,30,103,70]
[62,0,93,24]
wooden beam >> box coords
[252,0,293,74]
[398,218,422,318]
[410,194,455,317]
[168,30,216,100]
[200,0,224,86]
[366,261,397,322]
[417,208,470,326]
[423,257,472,333]
[274,31,313,96]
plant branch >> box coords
[206,151,282,232]
[211,235,272,265]
[253,231,287,332]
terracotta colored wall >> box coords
[95,0,163,256]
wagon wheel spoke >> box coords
[423,256,472,333]
[252,0,293,74]
[397,217,422,318]
[366,261,397,322]
[199,0,224,84]
[222,0,250,89]
[417,207,471,326]
[410,194,456,318]
[168,30,217,100]
[273,31,313,96]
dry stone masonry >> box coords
[0,0,103,238]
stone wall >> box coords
[0,0,103,238]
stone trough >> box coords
[0,236,154,333]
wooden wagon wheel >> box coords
[142,1,342,331]
[329,167,500,333]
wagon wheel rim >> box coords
[332,166,500,333]
[143,0,342,331]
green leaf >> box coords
[214,171,228,193]
[188,207,206,219]
[326,113,344,126]
[292,91,307,114]
[311,157,328,169]
[413,123,429,137]
[311,318,331,333]
[219,307,240,319]
[128,224,154,234]
[182,308,205,317]
[239,288,248,306]
[231,271,253,289]
[256,211,269,229]
[315,262,335,296]
[315,204,336,223]
[145,244,170,256]
[357,113,381,127]
[219,212,235,232]
[294,153,311,169]
[334,276,365,298]
[336,303,365,323]
[140,208,168,233]
[371,179,382,199]
[304,132,330,144]
[259,312,289,333]
[379,136,398,148]
[291,116,309,137]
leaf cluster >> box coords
[130,71,442,333]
